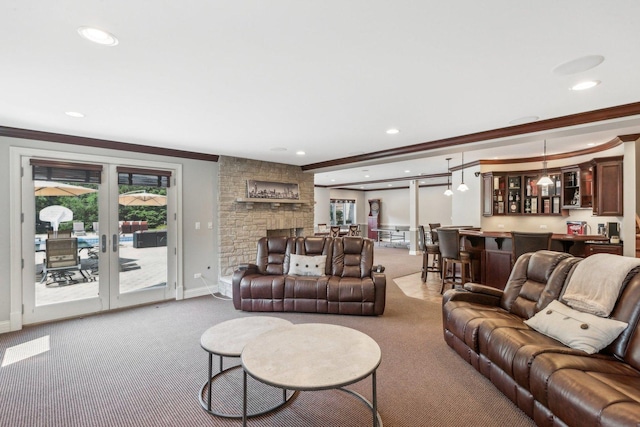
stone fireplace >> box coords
[217,156,315,276]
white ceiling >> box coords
[1,1,640,188]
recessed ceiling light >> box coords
[404,170,411,173]
[388,184,393,187]
[331,179,335,182]
[570,80,600,91]
[77,26,119,46]
[386,128,400,135]
[65,111,85,118]
[360,186,364,189]
[552,55,605,76]
[509,116,540,125]
[296,150,306,156]
[420,181,425,184]
[364,175,370,178]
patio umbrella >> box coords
[34,180,97,196]
[118,191,167,206]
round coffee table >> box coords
[199,316,294,418]
[241,323,382,426]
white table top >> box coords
[200,316,293,357]
[241,323,381,391]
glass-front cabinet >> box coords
[483,170,564,216]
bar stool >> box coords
[418,226,438,282]
[425,223,442,279]
[511,231,552,266]
[437,228,473,293]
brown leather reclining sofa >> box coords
[232,236,386,315]
[442,250,640,426]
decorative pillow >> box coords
[524,300,628,354]
[288,254,326,277]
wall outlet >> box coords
[539,224,548,229]
[195,222,201,230]
[193,273,202,279]
[497,224,505,229]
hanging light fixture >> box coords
[457,152,469,192]
[538,140,554,186]
[443,157,453,196]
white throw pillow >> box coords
[524,300,628,354]
[288,254,326,277]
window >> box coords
[329,199,356,226]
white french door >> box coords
[17,149,179,325]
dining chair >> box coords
[511,231,553,266]
[347,225,360,236]
[329,226,341,237]
[437,228,473,293]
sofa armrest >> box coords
[237,263,259,272]
[442,282,503,306]
[464,282,504,298]
[372,271,386,315]
[232,263,260,309]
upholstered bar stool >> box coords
[437,228,473,293]
[418,226,428,281]
[511,231,552,266]
[424,223,442,279]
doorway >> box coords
[17,150,179,325]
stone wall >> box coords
[217,156,315,276]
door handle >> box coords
[112,234,118,252]
[101,234,107,253]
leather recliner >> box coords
[233,236,386,315]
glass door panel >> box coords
[22,155,175,324]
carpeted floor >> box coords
[0,246,535,426]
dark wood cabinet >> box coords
[593,157,623,216]
[482,170,563,217]
[585,243,623,257]
[482,249,512,290]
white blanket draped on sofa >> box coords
[562,253,640,317]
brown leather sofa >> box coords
[442,250,640,426]
[232,236,386,315]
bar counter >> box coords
[458,230,613,290]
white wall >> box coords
[0,137,218,329]
[451,164,482,227]
[314,186,331,226]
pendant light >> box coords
[538,140,554,186]
[457,152,469,192]
[443,157,453,196]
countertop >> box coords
[459,229,610,242]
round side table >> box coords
[199,316,294,418]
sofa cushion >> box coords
[525,300,628,354]
[289,254,326,276]
[546,369,640,426]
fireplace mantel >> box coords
[236,197,305,210]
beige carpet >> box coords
[0,246,535,427]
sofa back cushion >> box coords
[331,237,373,278]
[500,250,575,318]
[256,236,293,275]
[294,237,333,275]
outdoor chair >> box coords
[42,237,84,285]
[73,222,86,236]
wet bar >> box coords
[459,230,617,290]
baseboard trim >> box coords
[0,320,13,334]
[183,286,214,299]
